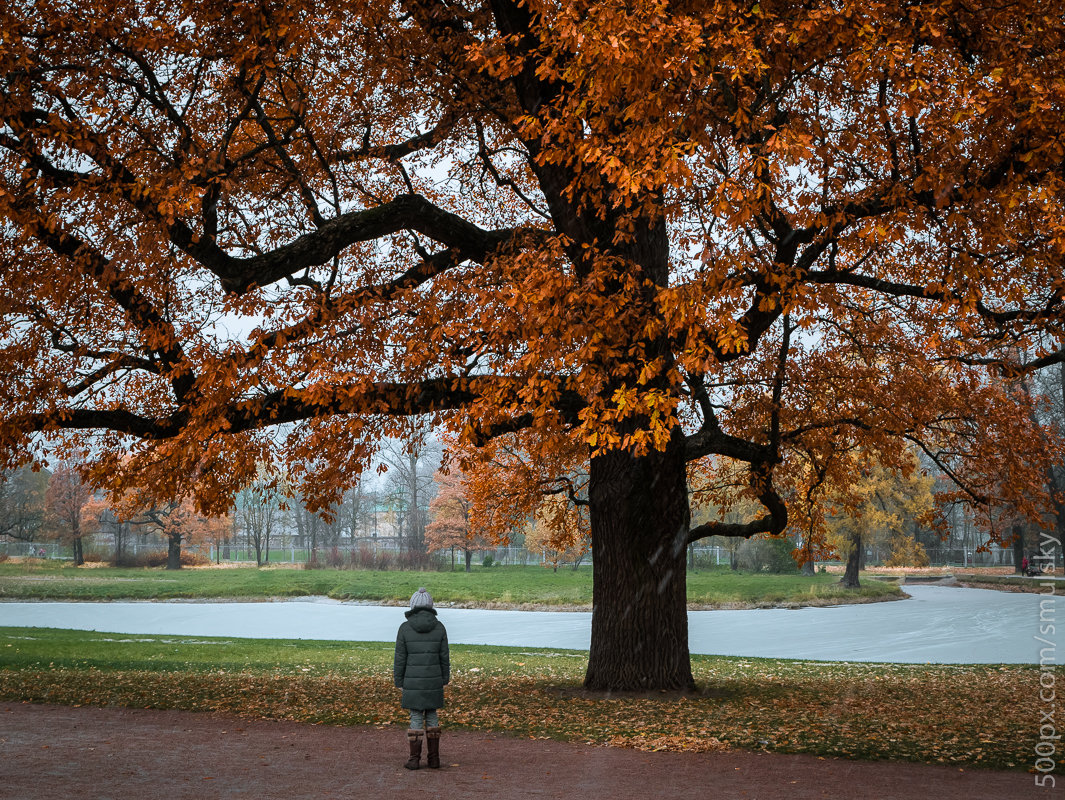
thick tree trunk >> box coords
[464,548,471,573]
[72,536,84,566]
[112,521,125,566]
[840,529,861,588]
[1012,524,1025,574]
[166,534,182,570]
[584,433,694,693]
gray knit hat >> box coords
[409,587,434,610]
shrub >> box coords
[181,550,211,567]
[115,552,161,568]
[326,546,345,568]
[738,536,799,573]
[398,549,446,571]
[301,548,446,572]
[354,546,376,570]
[114,550,211,568]
[690,550,720,569]
[394,550,420,570]
[482,553,495,568]
[0,552,9,563]
[885,535,930,568]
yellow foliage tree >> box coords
[523,493,590,571]
[826,452,935,587]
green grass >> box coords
[955,573,1060,589]
[0,626,1044,770]
[0,562,901,607]
[685,570,900,607]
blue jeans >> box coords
[409,709,439,730]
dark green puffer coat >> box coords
[393,608,450,710]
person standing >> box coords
[394,587,450,770]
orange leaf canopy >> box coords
[0,1,1062,547]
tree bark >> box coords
[408,452,425,553]
[464,548,471,573]
[840,529,862,588]
[166,533,182,570]
[584,432,694,692]
[114,521,127,566]
[1012,524,1026,574]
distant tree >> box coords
[381,434,442,554]
[334,483,364,546]
[235,482,284,567]
[826,453,935,588]
[0,465,50,543]
[81,495,121,564]
[292,501,325,561]
[426,470,487,572]
[44,464,90,565]
[1019,359,1065,572]
[108,494,227,569]
[737,535,800,574]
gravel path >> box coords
[0,702,1047,800]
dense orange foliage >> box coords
[43,463,89,563]
[2,1,1063,687]
[426,469,477,549]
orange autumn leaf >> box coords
[1,0,1063,690]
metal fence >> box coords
[0,541,65,559]
[1,537,734,570]
[7,535,1032,571]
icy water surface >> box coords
[1,585,1059,663]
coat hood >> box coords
[404,606,439,633]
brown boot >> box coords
[404,730,423,770]
[425,727,441,769]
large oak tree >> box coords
[2,1,1063,690]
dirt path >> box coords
[0,702,1048,800]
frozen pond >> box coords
[1,585,1060,664]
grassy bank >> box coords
[0,562,900,607]
[0,626,1040,770]
[955,573,1061,592]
